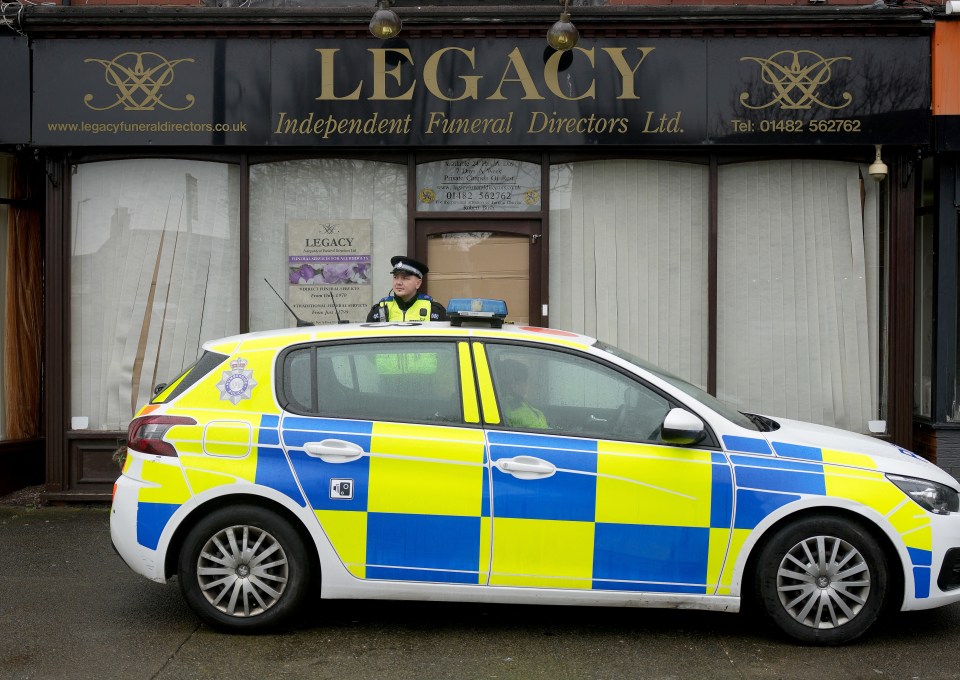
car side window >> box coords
[485,344,671,442]
[279,341,462,425]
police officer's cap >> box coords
[390,255,428,279]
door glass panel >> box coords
[485,344,671,443]
[280,341,461,425]
[427,232,530,324]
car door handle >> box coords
[303,439,365,463]
[496,456,556,479]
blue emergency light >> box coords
[446,298,508,328]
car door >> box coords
[476,341,735,595]
[277,338,492,585]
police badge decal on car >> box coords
[216,357,257,405]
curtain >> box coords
[717,160,880,432]
[248,159,407,331]
[71,159,240,431]
[549,159,710,388]
[2,156,43,440]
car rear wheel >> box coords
[178,505,310,632]
[754,516,888,645]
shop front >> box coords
[0,4,949,500]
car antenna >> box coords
[264,278,313,327]
[329,290,349,324]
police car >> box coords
[110,301,960,645]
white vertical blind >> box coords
[717,160,880,432]
[549,160,710,388]
[71,159,239,431]
[0,198,9,439]
[248,159,407,331]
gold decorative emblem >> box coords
[418,188,436,204]
[83,52,196,111]
[523,189,540,205]
[739,50,852,111]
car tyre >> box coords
[178,505,311,632]
[754,516,888,645]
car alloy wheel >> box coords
[196,523,289,618]
[179,505,310,631]
[755,516,888,645]
[775,535,870,629]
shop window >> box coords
[916,213,935,417]
[548,159,710,389]
[955,232,960,422]
[248,159,406,330]
[717,160,882,433]
[0,155,8,439]
[70,159,240,431]
[915,156,936,418]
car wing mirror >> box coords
[660,408,706,446]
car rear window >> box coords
[278,341,462,425]
[151,351,229,404]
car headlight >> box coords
[887,474,960,515]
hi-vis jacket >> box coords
[366,294,447,323]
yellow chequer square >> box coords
[179,447,258,483]
[712,528,751,595]
[371,422,486,463]
[900,524,933,552]
[367,423,485,516]
[316,509,367,578]
[824,467,903,514]
[184,468,236,495]
[822,449,878,469]
[368,455,484,516]
[887,503,932,548]
[489,517,594,589]
[139,459,191,504]
[595,444,713,527]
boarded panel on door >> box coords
[427,233,529,325]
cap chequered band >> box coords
[393,262,423,278]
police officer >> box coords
[366,255,447,322]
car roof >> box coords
[203,321,600,355]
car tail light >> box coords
[127,415,196,457]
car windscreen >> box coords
[594,340,759,431]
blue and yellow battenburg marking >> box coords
[127,326,935,601]
[723,437,933,598]
[281,416,489,582]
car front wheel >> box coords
[754,516,888,645]
[178,505,311,632]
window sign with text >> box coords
[287,219,372,324]
[416,159,541,212]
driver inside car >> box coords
[497,358,548,430]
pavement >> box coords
[4,497,960,680]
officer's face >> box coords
[392,271,422,301]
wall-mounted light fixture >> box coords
[369,0,402,40]
[868,144,888,182]
[547,0,579,52]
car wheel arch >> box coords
[739,506,905,617]
[163,492,322,585]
